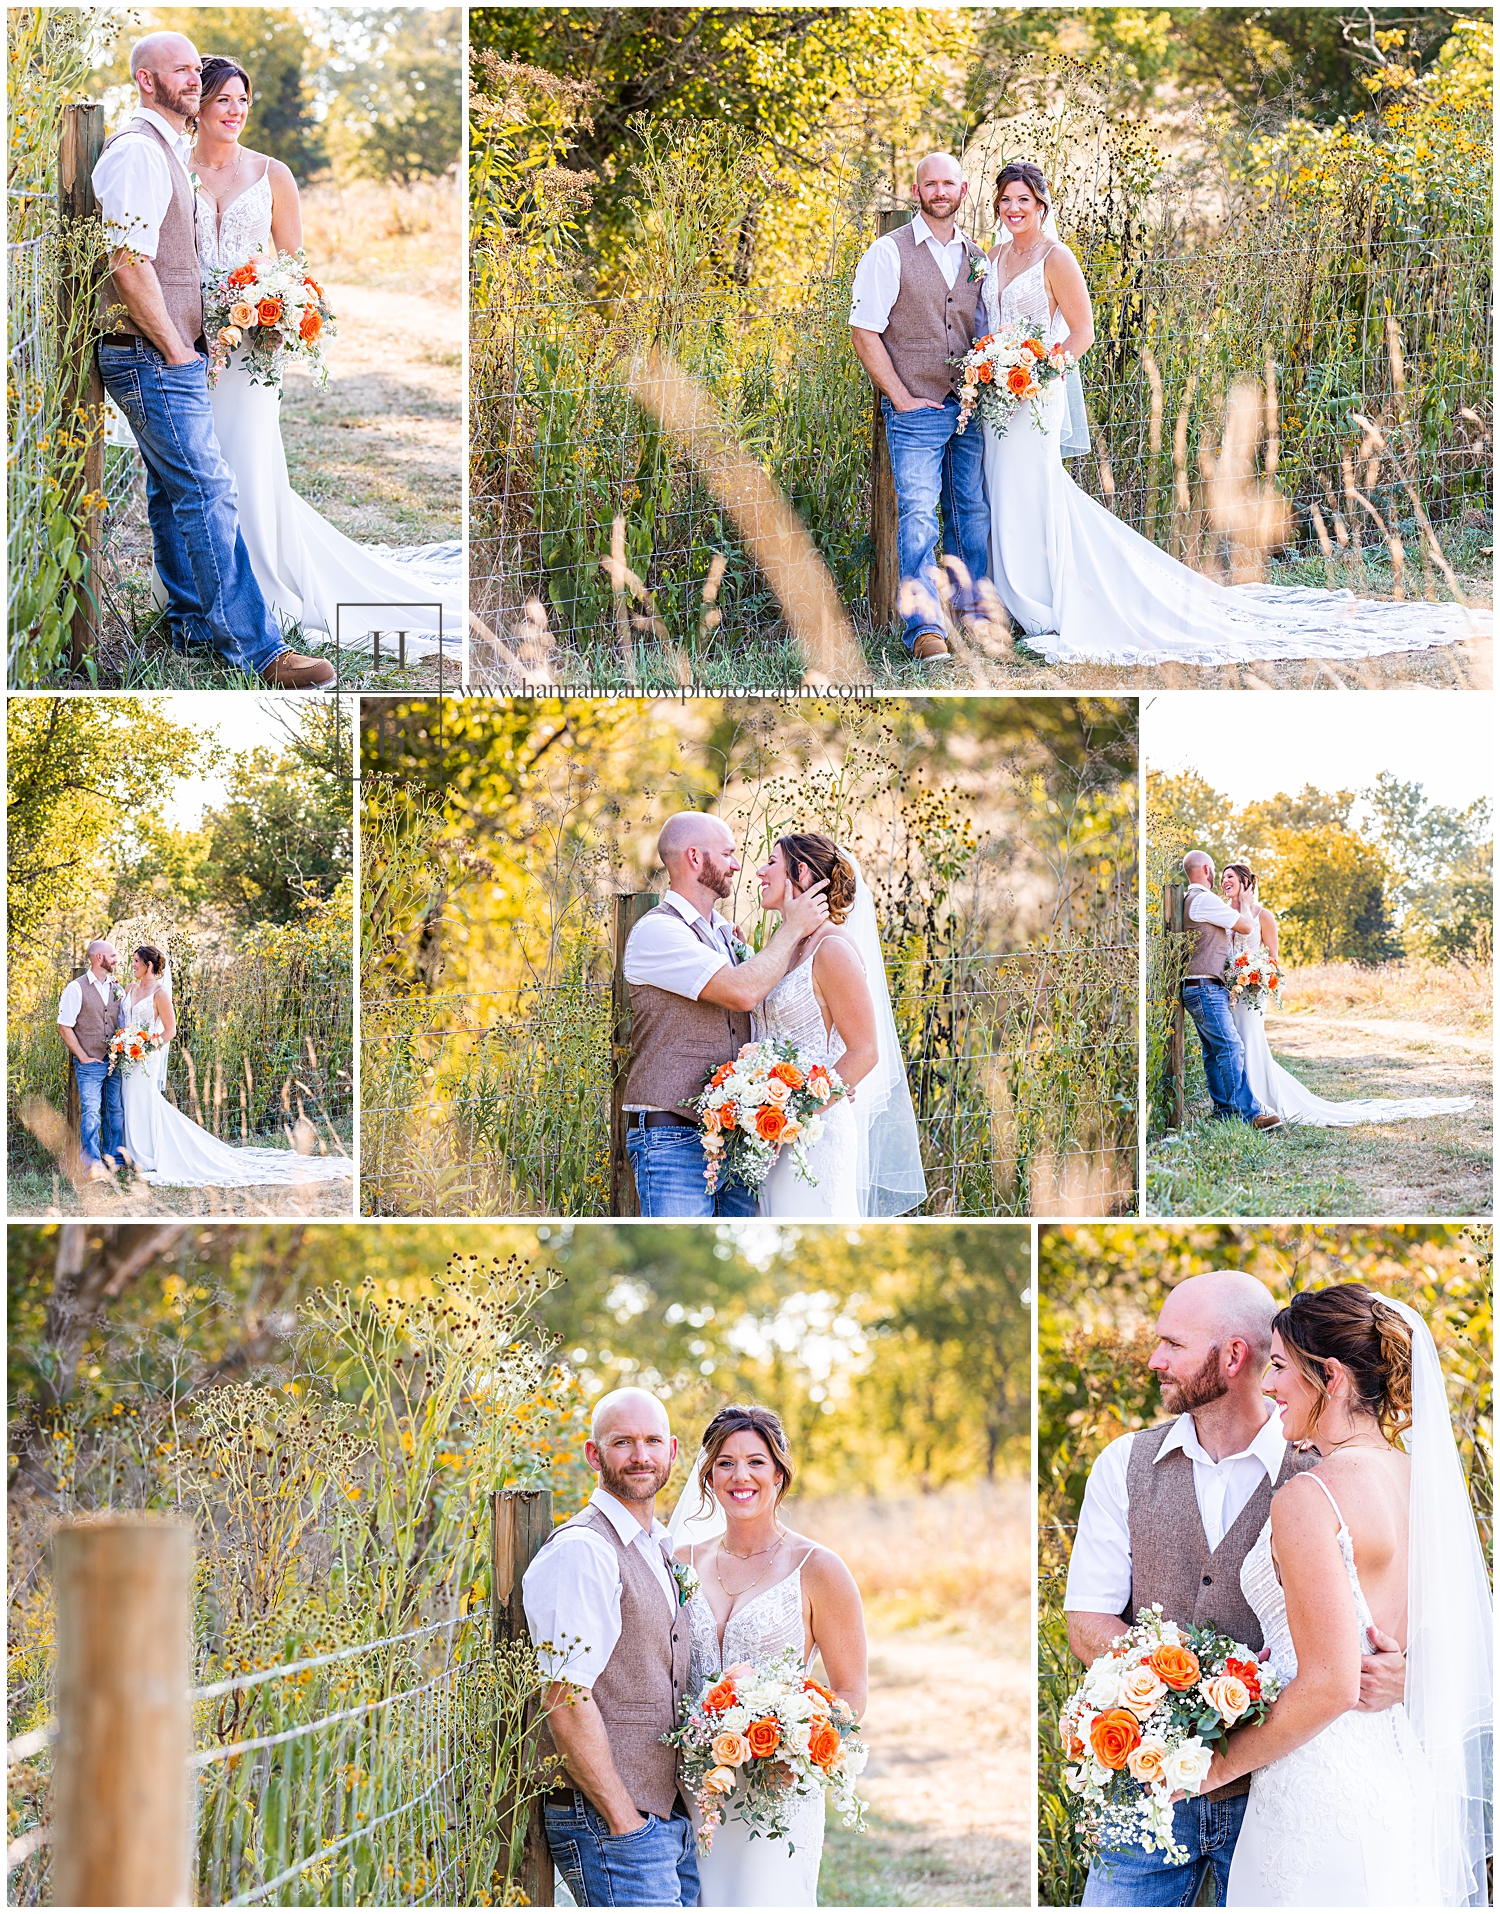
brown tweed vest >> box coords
[1183,886,1233,982]
[623,905,751,1115]
[879,221,987,402]
[1126,1420,1318,1801]
[101,118,204,348]
[70,975,121,1063]
[535,1505,691,1818]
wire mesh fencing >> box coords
[7,221,55,670]
[360,942,1138,1217]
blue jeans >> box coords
[543,1795,699,1908]
[97,340,287,673]
[626,1120,757,1218]
[881,392,991,648]
[73,1058,124,1168]
[1083,1789,1246,1905]
[1182,982,1261,1122]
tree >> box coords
[108,9,327,180]
[198,717,352,928]
[1263,822,1400,965]
[323,7,462,183]
[7,698,214,948]
[1363,771,1492,958]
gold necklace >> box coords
[714,1532,784,1598]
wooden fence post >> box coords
[52,1518,192,1906]
[1163,883,1186,1129]
[867,206,913,633]
[493,1489,555,1908]
[610,892,655,1216]
[58,102,106,672]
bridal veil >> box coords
[1387,1297,1493,1906]
[839,852,926,1218]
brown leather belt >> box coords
[626,1110,695,1130]
[99,333,208,352]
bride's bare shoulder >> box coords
[795,1540,861,1601]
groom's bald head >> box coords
[1184,849,1214,883]
[658,812,738,897]
[130,32,201,113]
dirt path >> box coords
[819,1623,1031,1905]
[1271,1012,1492,1055]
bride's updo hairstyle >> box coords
[693,1404,796,1514]
[1273,1283,1414,1442]
[195,55,252,125]
[775,833,856,924]
[1224,862,1259,899]
[135,943,167,977]
[993,160,1051,220]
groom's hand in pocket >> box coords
[1357,1629,1407,1712]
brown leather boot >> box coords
[911,631,950,662]
[260,650,336,689]
[1252,1113,1284,1130]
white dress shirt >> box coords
[521,1487,677,1689]
[57,972,115,1028]
[621,889,734,999]
[849,212,971,331]
[1064,1401,1288,1615]
[1185,883,1243,932]
[92,108,193,258]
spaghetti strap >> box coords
[1304,1471,1349,1529]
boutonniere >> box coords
[726,926,753,963]
[669,1559,701,1607]
[967,252,990,285]
[189,171,203,193]
[109,980,125,1001]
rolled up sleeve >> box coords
[621,911,728,1001]
[522,1529,621,1690]
[849,233,901,332]
[1063,1433,1134,1616]
[92,138,173,259]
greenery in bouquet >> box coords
[202,246,337,391]
[1223,947,1282,1012]
[690,1040,848,1196]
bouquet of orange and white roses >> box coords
[663,1647,867,1855]
[950,321,1074,436]
[203,248,336,390]
[689,1040,848,1194]
[1223,946,1282,1012]
[106,1025,166,1077]
[1059,1604,1281,1864]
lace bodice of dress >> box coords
[755,947,853,1068]
[687,1562,809,1691]
[989,251,1070,348]
[123,989,164,1037]
[1240,1479,1377,1684]
[195,169,273,274]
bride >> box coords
[670,1405,868,1907]
[117,943,352,1189]
[1198,1284,1491,1906]
[180,56,465,659]
[980,161,1486,668]
[1221,862,1476,1126]
[751,835,925,1219]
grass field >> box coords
[87,180,463,693]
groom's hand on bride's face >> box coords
[1357,1630,1407,1712]
[781,877,831,936]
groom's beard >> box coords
[698,856,734,900]
[1158,1347,1228,1415]
[597,1454,672,1506]
[148,75,201,117]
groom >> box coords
[522,1387,697,1907]
[850,151,994,662]
[57,940,125,1179]
[91,33,335,689]
[1064,1270,1410,1904]
[1180,850,1280,1130]
[619,812,830,1217]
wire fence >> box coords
[361,942,1139,1217]
[8,1604,550,1907]
[7,221,54,659]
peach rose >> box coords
[1148,1643,1201,1691]
[703,1765,737,1796]
[1203,1673,1253,1726]
[763,1076,792,1105]
[745,1717,781,1759]
[1118,1664,1167,1718]
[1126,1735,1168,1784]
[711,1731,752,1767]
[1088,1709,1143,1771]
[229,300,256,327]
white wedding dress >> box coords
[686,1562,824,1906]
[1229,927,1475,1126]
[754,943,862,1219]
[142,163,464,659]
[117,989,352,1189]
[1228,1474,1439,1905]
[979,254,1485,666]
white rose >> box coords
[1084,1659,1124,1708]
[1161,1738,1214,1796]
[803,1117,824,1144]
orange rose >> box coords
[755,1106,787,1144]
[803,1679,835,1711]
[718,1101,737,1129]
[808,1721,841,1768]
[227,263,257,289]
[256,296,283,326]
[1148,1643,1201,1691]
[703,1679,737,1716]
[1225,1656,1263,1701]
[978,362,994,383]
[745,1717,781,1759]
[710,1064,732,1089]
[769,1061,805,1090]
[299,308,322,344]
[1024,336,1047,357]
[1088,1708,1143,1771]
[303,274,324,298]
[1006,364,1032,397]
